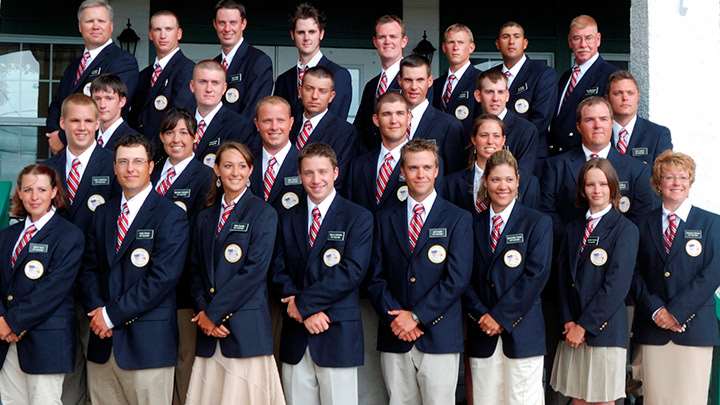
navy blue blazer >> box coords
[549,56,618,154]
[214,42,273,122]
[248,144,304,214]
[432,66,482,143]
[290,112,357,193]
[353,73,401,152]
[465,204,552,358]
[0,214,83,373]
[617,117,672,167]
[368,196,473,354]
[504,110,538,173]
[346,148,408,214]
[272,195,373,367]
[194,106,255,165]
[557,209,638,347]
[632,206,720,347]
[47,43,139,144]
[540,148,659,234]
[414,104,466,174]
[80,190,189,370]
[100,120,141,153]
[490,57,558,157]
[440,167,539,215]
[191,191,277,358]
[130,50,196,146]
[274,55,353,120]
[45,146,119,234]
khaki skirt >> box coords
[639,342,712,405]
[550,341,626,402]
[185,342,286,405]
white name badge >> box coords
[427,244,447,264]
[686,239,702,257]
[590,248,608,266]
[224,243,243,263]
[282,192,299,209]
[131,248,150,268]
[504,249,522,268]
[24,260,44,280]
[396,185,408,201]
[323,248,341,267]
[203,153,216,168]
[514,98,530,114]
[87,194,106,212]
[225,88,240,103]
[454,105,469,120]
[154,95,168,111]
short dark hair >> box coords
[214,0,246,19]
[400,54,431,77]
[113,134,154,162]
[11,164,66,217]
[498,21,525,38]
[472,113,506,138]
[159,108,197,136]
[576,158,621,209]
[374,91,408,114]
[303,65,334,87]
[298,142,338,169]
[400,139,440,169]
[290,3,326,31]
[607,70,639,95]
[150,10,180,28]
[576,96,613,124]
[206,141,255,206]
[476,69,508,91]
[90,74,128,98]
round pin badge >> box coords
[590,248,608,266]
[454,105,470,120]
[83,82,92,96]
[427,244,447,264]
[685,239,702,257]
[203,153,216,168]
[503,249,523,268]
[619,196,631,213]
[282,192,299,209]
[24,260,44,280]
[130,248,150,268]
[514,98,530,114]
[396,185,409,201]
[323,248,342,267]
[174,200,187,212]
[224,243,243,263]
[87,194,106,212]
[225,88,240,103]
[154,95,168,111]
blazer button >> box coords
[409,277,416,283]
[664,271,671,278]
[568,132,573,137]
[210,287,215,294]
[6,295,12,302]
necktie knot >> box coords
[312,207,321,220]
[122,202,129,216]
[383,152,394,164]
[590,153,599,160]
[573,65,581,73]
[268,156,277,168]
[492,215,503,227]
[448,74,456,83]
[668,213,676,224]
[503,70,512,78]
[413,203,425,216]
[72,158,81,169]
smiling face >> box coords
[213,147,252,201]
[255,102,293,153]
[475,77,509,115]
[213,8,246,50]
[60,103,99,156]
[496,25,528,65]
[583,167,611,212]
[18,173,57,222]
[114,145,154,198]
[472,120,506,163]
[373,21,408,66]
[78,5,113,49]
[300,155,338,204]
[401,150,439,201]
[292,17,324,60]
[190,66,227,110]
[484,163,518,212]
[300,74,335,116]
[658,165,691,208]
[149,14,182,59]
[159,119,194,164]
[399,65,432,108]
[442,29,475,70]
[373,100,411,149]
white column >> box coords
[111,0,150,68]
[630,0,720,211]
[403,0,440,78]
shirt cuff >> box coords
[102,307,114,329]
[651,307,663,321]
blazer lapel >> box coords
[309,198,339,256]
[412,198,446,257]
[490,203,520,263]
[627,117,646,150]
[114,192,159,262]
[69,148,102,217]
[510,59,531,96]
[414,107,434,139]
[667,211,690,262]
[11,215,58,275]
[379,163,403,206]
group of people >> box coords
[0,0,713,405]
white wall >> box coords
[403,0,440,78]
[111,0,150,68]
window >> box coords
[470,51,556,71]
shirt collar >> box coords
[154,47,181,70]
[663,198,692,222]
[99,117,124,139]
[383,59,402,83]
[161,153,195,179]
[298,51,323,69]
[221,189,246,209]
[263,140,292,170]
[303,109,329,128]
[407,189,438,219]
[85,38,113,60]
[576,52,600,73]
[581,143,612,160]
[489,197,516,223]
[409,99,430,138]
[497,108,508,120]
[307,188,337,220]
[121,183,153,216]
[221,37,245,65]
[66,142,97,169]
[196,102,223,125]
[503,54,527,78]
[379,140,406,163]
[447,61,471,80]
[585,203,613,220]
[23,206,56,232]
[613,114,638,140]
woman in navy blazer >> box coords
[551,158,638,405]
[632,151,720,405]
[0,164,83,404]
[185,142,284,404]
[442,114,539,215]
[464,149,552,404]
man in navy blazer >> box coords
[190,60,255,167]
[475,70,538,173]
[130,11,195,154]
[273,143,373,405]
[400,55,465,174]
[80,134,188,405]
[368,139,472,404]
[291,66,357,194]
[549,15,618,155]
[91,74,142,153]
[607,70,672,166]
[250,97,304,213]
[541,97,658,236]
[212,0,273,122]
[491,21,558,169]
[274,4,352,120]
[432,24,481,141]
[354,15,408,152]
[46,0,138,153]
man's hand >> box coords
[388,310,419,337]
[398,327,424,342]
[654,307,685,333]
[87,307,112,339]
[303,312,331,335]
[478,313,503,336]
[281,296,303,322]
[46,131,63,154]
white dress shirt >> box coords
[156,154,195,188]
[376,141,406,175]
[12,208,56,254]
[84,38,113,66]
[409,99,430,140]
[97,117,123,147]
[154,47,181,70]
[502,54,527,88]
[581,143,612,161]
[65,142,97,182]
[300,109,329,138]
[557,52,601,111]
[263,140,292,176]
[612,115,638,146]
[298,51,323,71]
[472,163,484,204]
[406,189,437,225]
[220,37,245,66]
[488,198,517,236]
[442,61,471,97]
[195,102,223,126]
[307,189,336,232]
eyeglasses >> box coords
[115,158,149,168]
